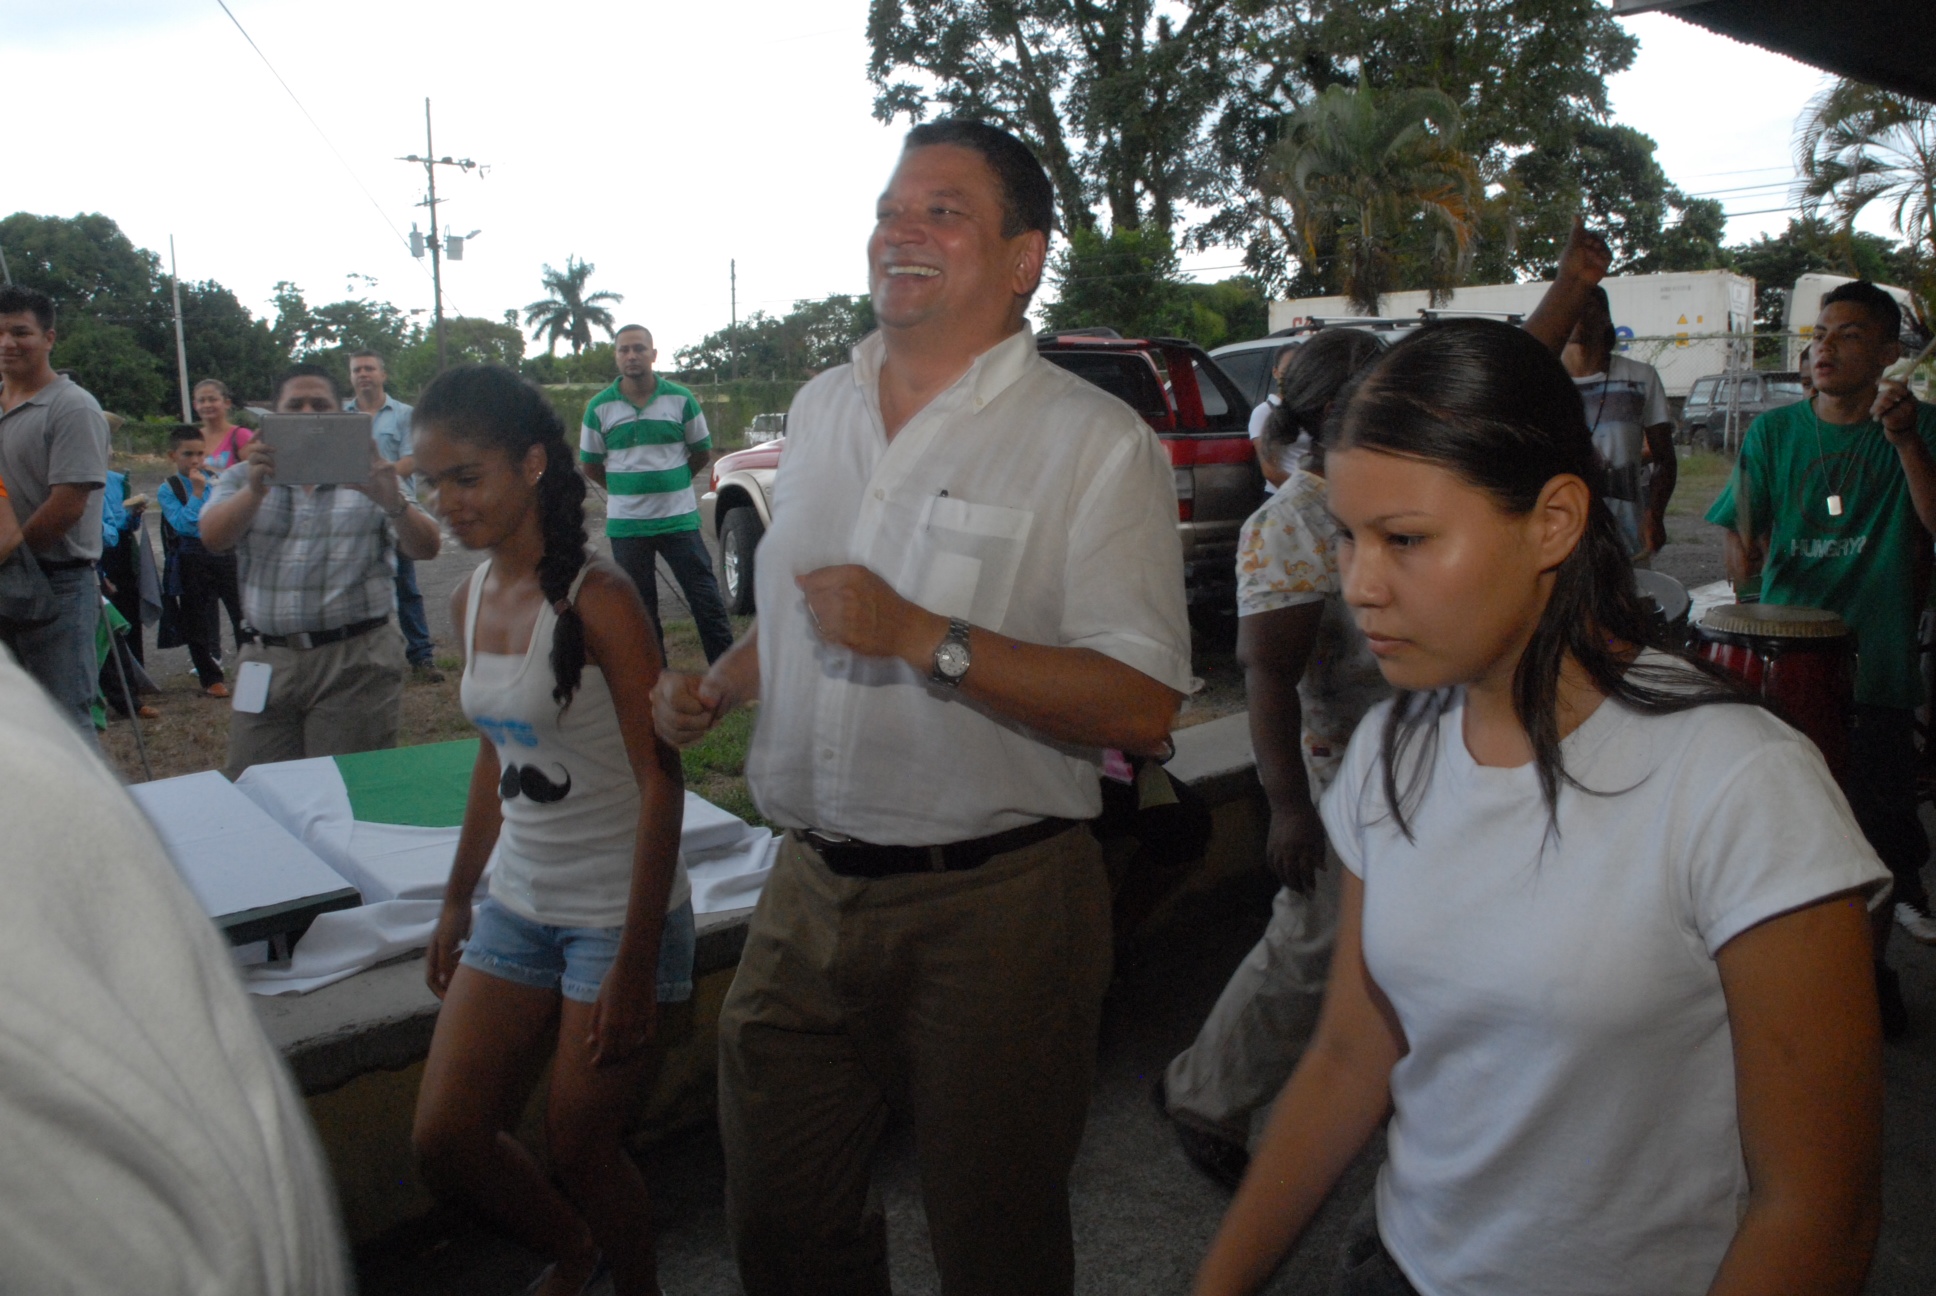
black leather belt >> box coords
[802,817,1080,879]
[252,615,389,651]
[39,557,95,572]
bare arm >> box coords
[1642,421,1677,556]
[0,496,22,566]
[425,580,502,998]
[389,500,442,561]
[687,446,711,482]
[21,482,96,553]
[1877,386,1936,535]
[576,564,686,1066]
[1722,529,1764,594]
[797,564,1182,755]
[1706,895,1882,1295]
[582,460,607,490]
[1522,216,1614,356]
[1193,870,1405,1295]
[1238,603,1326,891]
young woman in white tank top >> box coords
[408,365,693,1296]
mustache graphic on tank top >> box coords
[499,762,573,804]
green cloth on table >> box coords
[333,738,479,827]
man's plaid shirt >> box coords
[207,464,406,637]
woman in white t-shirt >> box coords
[409,365,693,1296]
[1194,320,1888,1296]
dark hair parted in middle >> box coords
[1332,319,1742,835]
[413,364,591,709]
[904,119,1054,239]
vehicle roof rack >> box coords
[1037,326,1122,340]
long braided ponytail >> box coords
[414,364,590,709]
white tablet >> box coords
[259,413,374,486]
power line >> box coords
[212,0,429,284]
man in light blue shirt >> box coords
[348,350,438,678]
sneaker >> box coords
[1877,963,1909,1041]
[1895,900,1936,945]
[1153,1073,1250,1191]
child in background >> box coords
[158,425,246,698]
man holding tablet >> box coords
[200,364,442,778]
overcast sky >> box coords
[12,4,1861,359]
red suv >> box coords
[701,331,1263,614]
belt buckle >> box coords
[289,630,315,650]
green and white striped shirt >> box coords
[579,376,711,537]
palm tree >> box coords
[1797,79,1935,316]
[524,256,624,355]
[1272,84,1479,316]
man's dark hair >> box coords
[904,120,1054,238]
[347,348,385,365]
[0,285,56,332]
[1820,280,1902,340]
[615,324,651,340]
[273,363,341,405]
[167,424,206,448]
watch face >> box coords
[936,639,971,678]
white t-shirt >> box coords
[1321,662,1888,1296]
[0,655,349,1293]
[1248,395,1301,490]
[748,326,1191,843]
[1575,353,1671,554]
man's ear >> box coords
[1010,229,1049,300]
[1534,473,1591,574]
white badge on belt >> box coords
[232,660,272,713]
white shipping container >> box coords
[1782,273,1920,370]
[1267,271,1756,398]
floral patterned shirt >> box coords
[1235,468,1390,786]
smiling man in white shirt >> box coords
[654,120,1190,1295]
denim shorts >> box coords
[460,896,696,1004]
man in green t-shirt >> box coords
[580,324,734,663]
[1705,280,1936,1034]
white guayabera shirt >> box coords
[747,326,1192,845]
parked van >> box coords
[1680,371,1808,450]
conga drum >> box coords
[1691,603,1855,781]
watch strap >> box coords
[929,616,972,688]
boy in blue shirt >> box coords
[158,425,247,697]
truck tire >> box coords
[719,508,763,616]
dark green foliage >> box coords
[1044,226,1264,346]
[52,314,169,416]
[674,296,877,382]
[524,257,622,356]
[391,316,526,398]
[521,343,618,387]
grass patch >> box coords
[1671,448,1736,521]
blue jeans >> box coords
[393,552,433,666]
[611,529,734,664]
[9,565,100,744]
[460,895,696,1004]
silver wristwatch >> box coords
[929,617,972,688]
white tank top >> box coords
[460,559,690,927]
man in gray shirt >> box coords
[0,286,110,739]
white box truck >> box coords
[1781,272,1920,369]
[1267,270,1756,398]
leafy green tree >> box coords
[868,0,1242,236]
[524,257,623,356]
[674,296,877,381]
[1798,78,1936,321]
[1043,225,1192,336]
[1271,85,1477,314]
[391,316,526,398]
[521,343,618,387]
[177,280,284,404]
[1722,217,1916,360]
[51,314,168,417]
[1485,122,1726,280]
[268,281,420,394]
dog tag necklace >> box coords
[1808,402,1853,519]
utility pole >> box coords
[168,236,192,422]
[730,259,738,382]
[399,98,481,375]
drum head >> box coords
[1697,602,1849,639]
[1633,569,1690,623]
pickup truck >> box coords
[700,331,1262,615]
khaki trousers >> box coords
[719,826,1113,1296]
[1163,851,1342,1143]
[223,625,406,779]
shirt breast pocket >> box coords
[907,496,1034,629]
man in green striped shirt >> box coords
[581,325,734,662]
